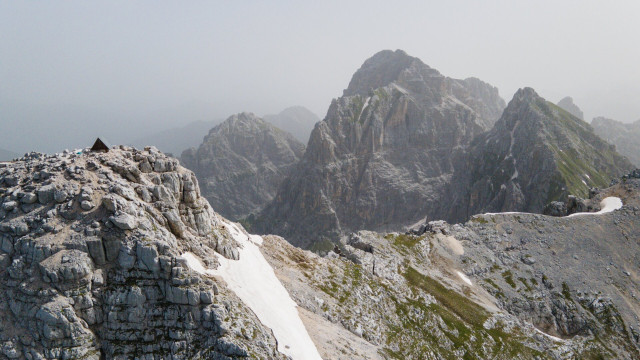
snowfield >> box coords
[568,196,623,217]
[482,197,623,218]
[180,222,322,360]
[456,271,473,286]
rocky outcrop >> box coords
[0,147,285,359]
[181,113,305,221]
[260,175,640,359]
[441,88,634,223]
[263,106,320,143]
[592,117,640,167]
[256,49,506,249]
[557,96,584,120]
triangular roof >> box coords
[90,137,112,152]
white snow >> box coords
[180,222,322,360]
[568,196,623,217]
[584,174,591,180]
[534,328,564,342]
[456,271,473,286]
[481,211,527,216]
[581,179,588,186]
[483,197,623,218]
[356,96,371,122]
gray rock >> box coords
[53,188,68,203]
[110,213,137,230]
[37,184,56,204]
[80,200,94,211]
[21,193,37,204]
[1,201,17,211]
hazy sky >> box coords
[2,1,640,153]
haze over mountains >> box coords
[1,47,640,360]
[3,1,640,358]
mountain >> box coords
[260,171,640,358]
[129,118,222,156]
[0,147,302,359]
[557,96,584,120]
[181,112,305,221]
[442,88,634,223]
[0,148,19,161]
[255,49,506,249]
[592,117,640,167]
[263,106,320,143]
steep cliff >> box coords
[256,50,506,249]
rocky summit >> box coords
[442,88,633,223]
[256,49,506,249]
[592,117,640,167]
[0,147,287,359]
[263,106,320,144]
[181,112,305,221]
[556,96,584,120]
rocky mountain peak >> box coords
[557,95,584,120]
[441,88,634,223]
[256,50,506,248]
[181,112,305,221]
[343,49,429,97]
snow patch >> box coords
[456,271,473,286]
[568,197,623,217]
[357,97,371,122]
[180,222,321,360]
[581,179,588,186]
[535,328,564,342]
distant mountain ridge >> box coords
[592,117,640,167]
[263,106,320,143]
[557,96,584,120]
[181,112,305,221]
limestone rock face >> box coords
[442,88,634,223]
[256,49,506,248]
[0,147,285,359]
[592,116,640,167]
[557,96,584,120]
[181,112,305,221]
